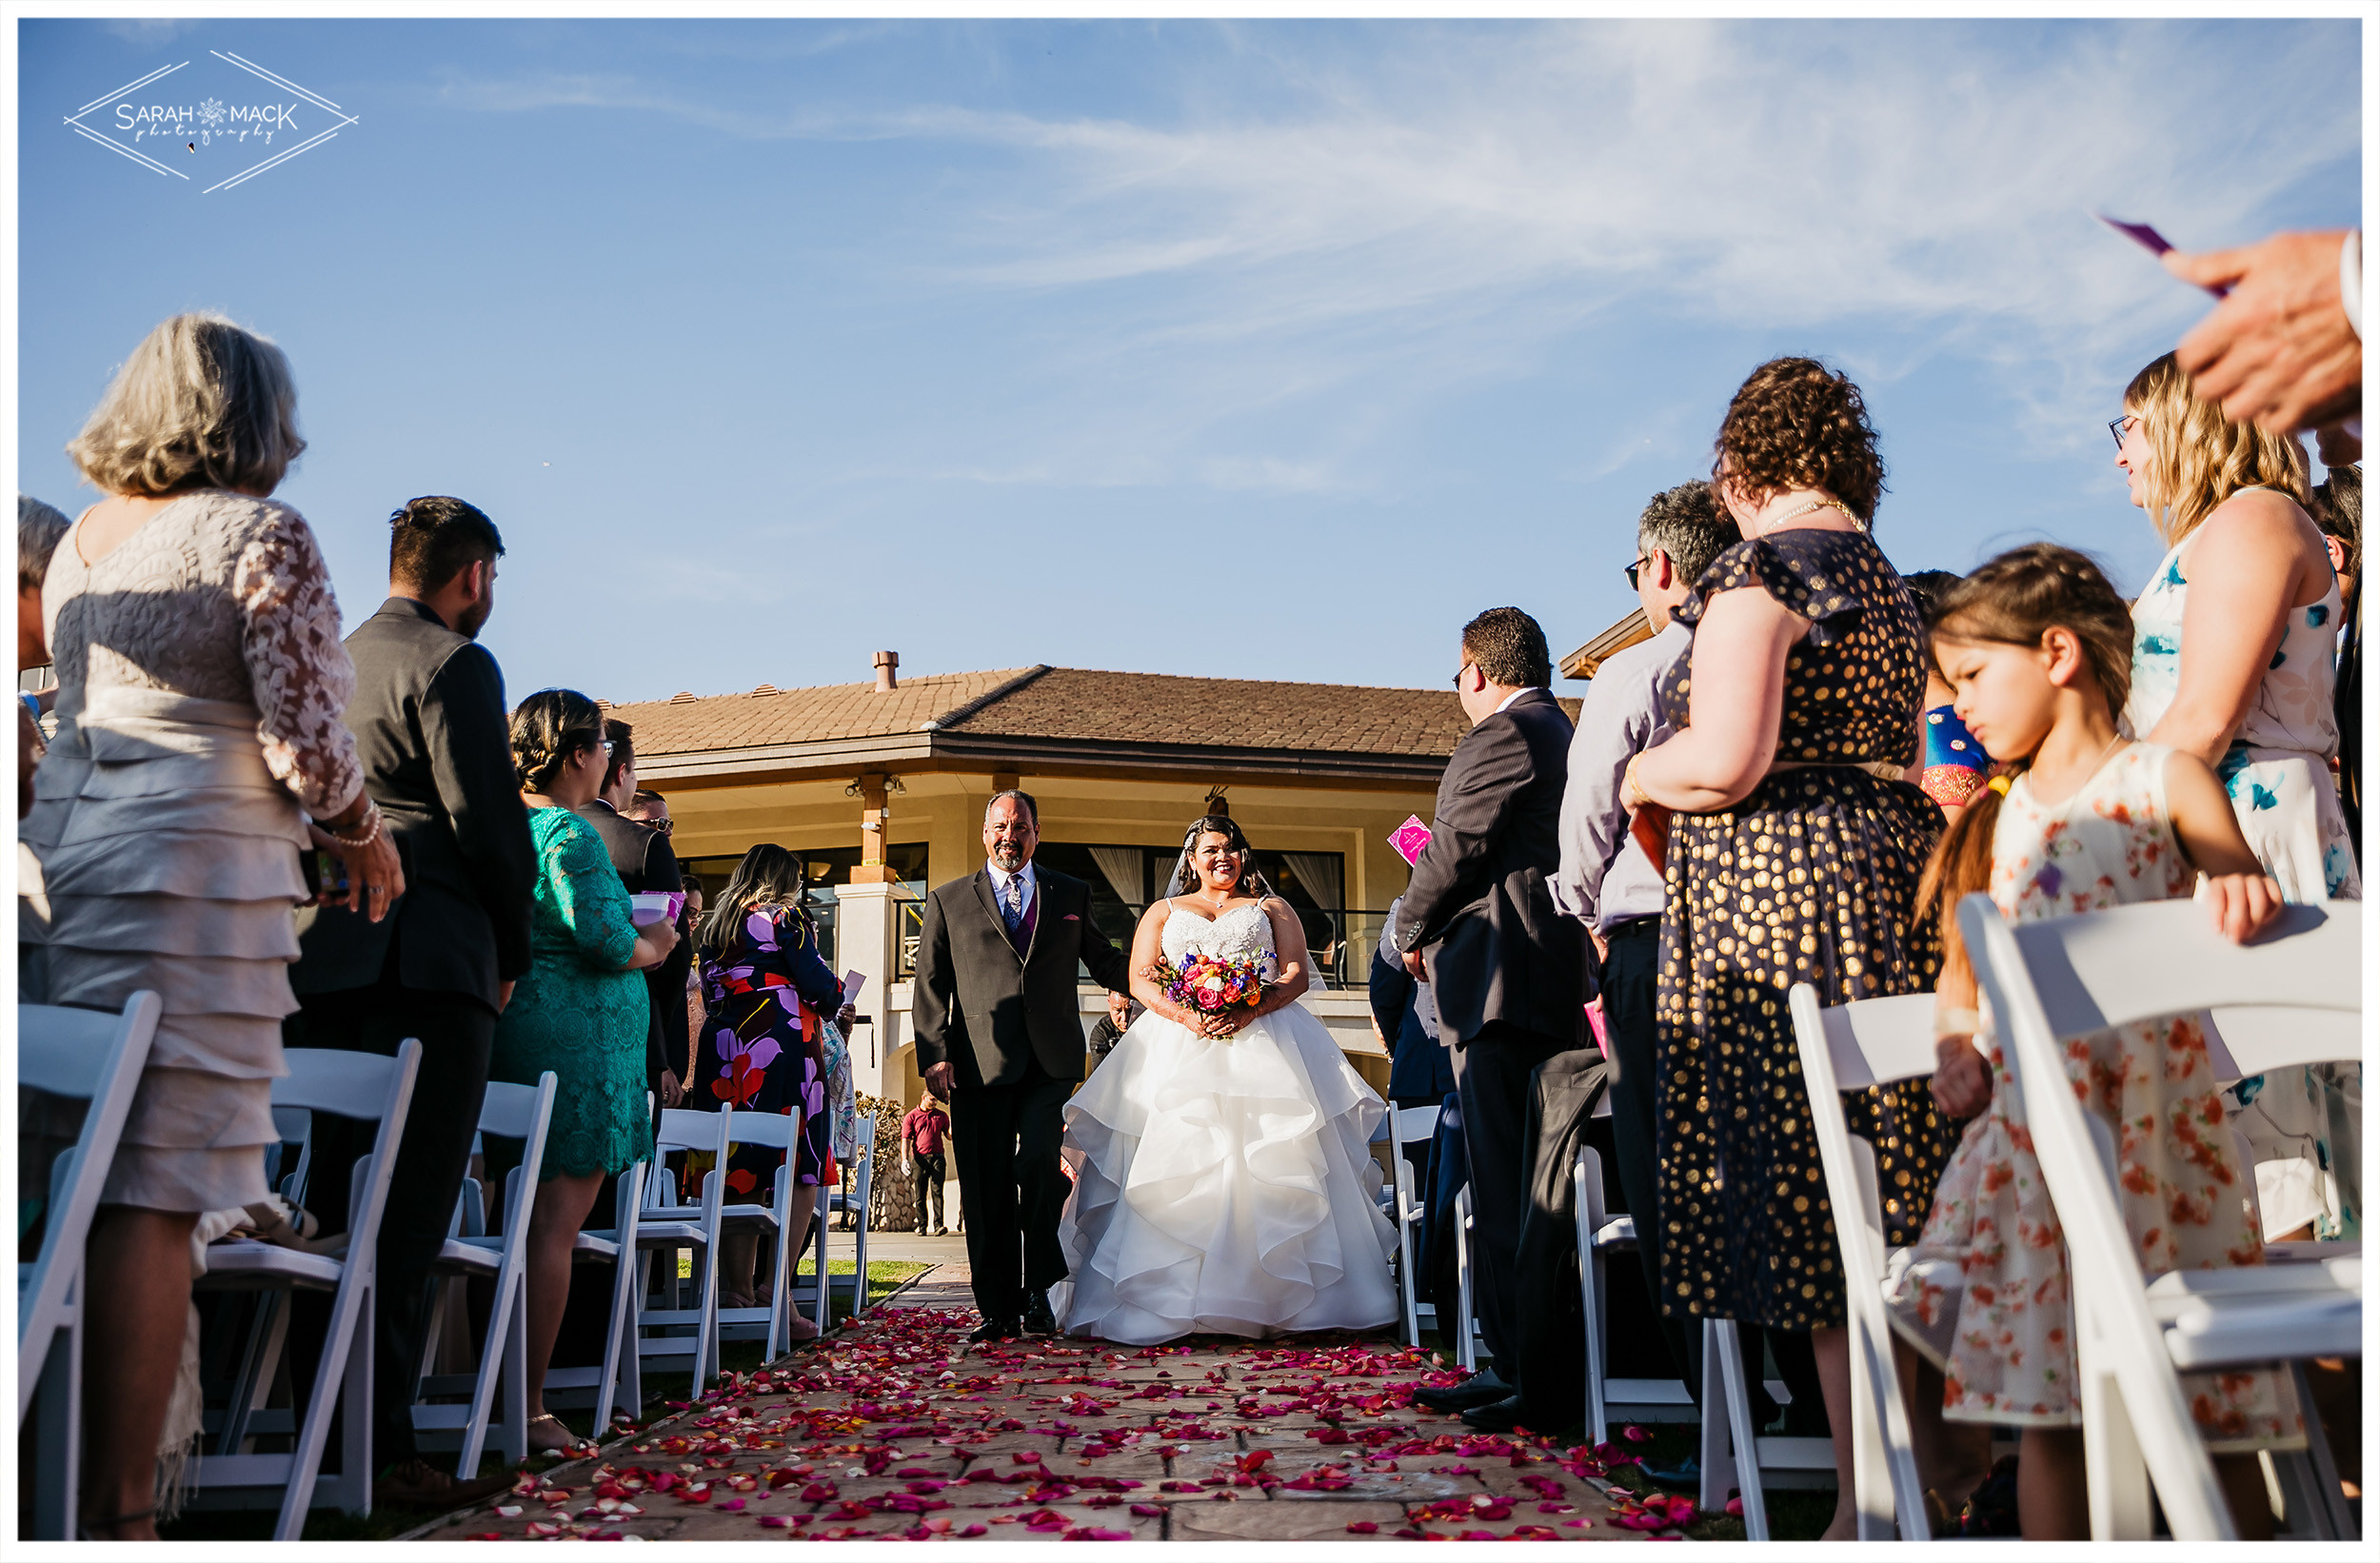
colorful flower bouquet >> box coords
[1153,951,1270,1019]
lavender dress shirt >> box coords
[1554,621,1690,937]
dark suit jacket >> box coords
[574,800,690,1082]
[1396,687,1587,1044]
[292,597,536,1010]
[911,866,1132,1089]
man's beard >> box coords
[989,844,1024,872]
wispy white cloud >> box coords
[441,21,2356,492]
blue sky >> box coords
[15,17,2362,704]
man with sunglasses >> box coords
[1552,481,1740,1455]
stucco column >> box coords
[832,880,899,1101]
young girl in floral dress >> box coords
[1888,544,2294,1540]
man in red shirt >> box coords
[902,1095,952,1235]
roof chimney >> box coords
[873,650,899,693]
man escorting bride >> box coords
[1054,815,1398,1344]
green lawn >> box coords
[159,1258,933,1541]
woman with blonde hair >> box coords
[2113,352,2361,1243]
[29,312,400,1537]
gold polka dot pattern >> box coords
[1651,527,1954,1333]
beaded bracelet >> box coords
[326,799,385,851]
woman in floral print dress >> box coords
[2113,352,2359,1245]
[694,843,845,1315]
[1890,545,2294,1540]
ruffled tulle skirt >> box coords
[1054,1000,1398,1344]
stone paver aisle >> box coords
[422,1271,1698,1542]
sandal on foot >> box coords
[526,1413,595,1456]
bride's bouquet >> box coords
[1152,951,1269,1020]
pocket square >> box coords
[1063,913,1081,921]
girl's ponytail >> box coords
[1914,768,2018,990]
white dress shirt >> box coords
[985,860,1038,920]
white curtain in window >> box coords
[1282,852,1343,912]
[1086,845,1146,911]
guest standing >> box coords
[1903,570,1995,816]
[18,498,69,994]
[1554,480,1735,1399]
[30,313,399,1538]
[571,722,688,1112]
[693,843,848,1323]
[288,494,534,1508]
[1892,545,2287,1540]
[2309,465,2361,860]
[2113,353,2361,1242]
[903,1095,952,1236]
[495,689,677,1454]
[1627,358,1952,1540]
[1396,607,1582,1428]
[1370,893,1453,1112]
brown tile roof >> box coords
[605,667,1036,757]
[940,666,1478,757]
[606,664,1578,769]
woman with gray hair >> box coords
[27,312,400,1537]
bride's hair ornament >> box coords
[1165,813,1273,900]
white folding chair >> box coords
[632,1108,729,1397]
[1787,986,1941,1540]
[825,1137,875,1322]
[188,1041,423,1539]
[1572,1146,1696,1447]
[718,1107,802,1361]
[1387,1103,1439,1347]
[409,1072,555,1478]
[1450,1187,1489,1371]
[17,993,162,1540]
[1962,894,2362,1542]
[543,1158,648,1436]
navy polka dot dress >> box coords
[1652,526,1955,1332]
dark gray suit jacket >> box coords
[911,866,1132,1089]
[292,597,536,1009]
[1396,686,1587,1044]
[574,800,689,1083]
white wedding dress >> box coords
[1053,900,1399,1344]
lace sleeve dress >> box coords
[26,491,362,1213]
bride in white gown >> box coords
[1054,815,1398,1344]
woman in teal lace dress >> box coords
[494,688,680,1454]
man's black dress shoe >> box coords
[1412,1369,1512,1414]
[1021,1294,1059,1335]
[1458,1395,1530,1433]
[968,1318,1020,1343]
